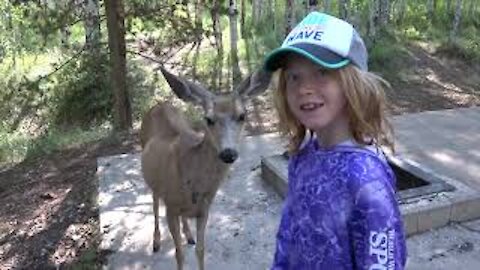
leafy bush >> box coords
[0,125,109,166]
[436,40,480,64]
[51,53,112,128]
[368,31,411,81]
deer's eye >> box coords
[237,113,246,122]
[205,116,215,126]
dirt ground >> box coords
[0,44,479,269]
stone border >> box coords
[261,154,480,236]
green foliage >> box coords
[0,51,58,132]
[70,248,99,270]
[368,32,411,81]
[240,1,285,73]
[0,129,29,166]
[436,39,480,64]
[51,53,112,127]
[402,26,425,40]
[401,3,430,34]
[1,0,479,167]
[0,125,110,166]
[127,58,163,121]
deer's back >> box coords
[140,102,195,148]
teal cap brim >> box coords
[264,46,350,71]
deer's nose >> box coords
[218,148,238,164]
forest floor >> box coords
[0,43,479,269]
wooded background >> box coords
[1,0,479,165]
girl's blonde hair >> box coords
[273,64,394,154]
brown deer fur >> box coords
[140,67,271,270]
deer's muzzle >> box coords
[218,148,238,164]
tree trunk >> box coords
[427,0,433,17]
[195,0,203,41]
[468,0,475,19]
[397,0,406,24]
[241,0,246,37]
[338,0,350,20]
[447,0,453,15]
[192,0,204,80]
[105,0,132,130]
[211,0,224,91]
[270,0,276,33]
[253,0,265,24]
[252,0,258,24]
[378,0,389,27]
[450,0,463,41]
[84,0,101,90]
[228,0,242,87]
[258,0,264,18]
[427,0,435,20]
[368,0,377,39]
[308,0,319,12]
[286,0,295,35]
[60,25,71,49]
[84,0,101,54]
[349,0,361,30]
[323,0,331,12]
[266,0,273,20]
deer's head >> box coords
[160,67,272,164]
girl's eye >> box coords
[205,117,215,126]
[286,72,298,83]
[317,68,327,76]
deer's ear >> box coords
[236,69,272,98]
[159,66,213,104]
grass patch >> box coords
[0,125,111,166]
[70,247,99,270]
[368,33,411,82]
[436,40,480,64]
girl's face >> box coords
[285,54,349,139]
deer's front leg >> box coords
[196,211,209,270]
[152,193,161,252]
[182,216,195,245]
[167,210,184,270]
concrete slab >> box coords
[97,107,480,269]
[392,107,480,192]
[406,219,480,270]
[98,134,287,270]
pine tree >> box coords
[105,0,132,130]
[228,0,242,86]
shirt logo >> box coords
[369,230,395,270]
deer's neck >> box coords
[176,130,229,205]
[197,132,230,174]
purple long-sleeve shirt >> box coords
[272,138,407,270]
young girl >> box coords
[263,12,407,269]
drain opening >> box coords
[261,154,456,203]
[390,161,429,191]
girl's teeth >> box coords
[300,103,321,110]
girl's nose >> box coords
[298,80,315,95]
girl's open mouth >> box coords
[300,103,324,111]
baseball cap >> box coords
[264,12,368,71]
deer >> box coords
[140,66,272,270]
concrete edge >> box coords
[261,157,287,199]
[260,155,480,237]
